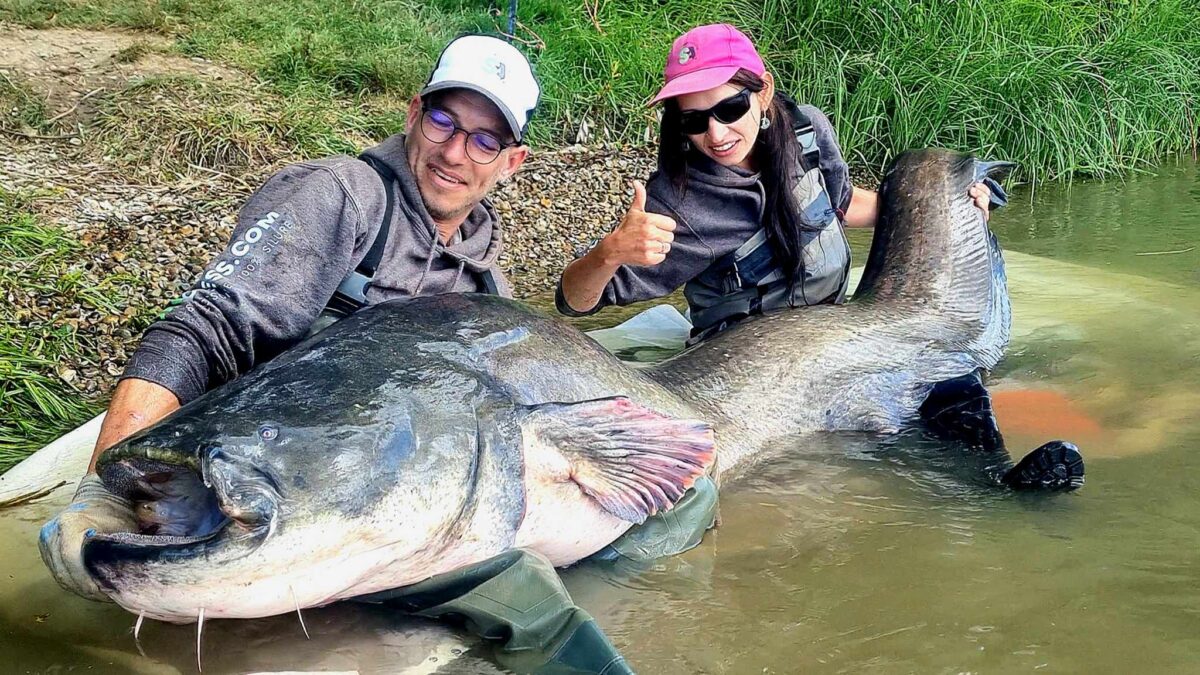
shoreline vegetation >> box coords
[5,0,1199,178]
[1,0,1199,473]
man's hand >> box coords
[89,378,180,472]
[39,474,136,601]
[598,181,677,267]
[969,182,993,222]
[41,378,179,600]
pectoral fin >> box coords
[523,397,715,524]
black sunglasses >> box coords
[678,89,753,136]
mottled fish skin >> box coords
[650,150,1013,477]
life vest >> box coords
[684,103,851,343]
[307,154,502,337]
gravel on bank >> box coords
[496,144,658,294]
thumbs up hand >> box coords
[597,181,679,267]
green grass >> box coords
[91,75,407,176]
[3,0,1197,181]
[0,0,177,31]
[0,188,103,474]
[112,39,159,63]
[732,0,1200,181]
[0,70,48,132]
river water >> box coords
[1,160,1197,673]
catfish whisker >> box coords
[196,607,205,672]
[290,585,310,639]
[132,611,146,657]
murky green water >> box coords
[2,161,1197,673]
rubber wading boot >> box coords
[1002,440,1085,490]
[920,370,1085,491]
[590,475,718,563]
[356,549,634,674]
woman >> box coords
[558,23,994,342]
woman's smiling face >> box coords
[674,74,774,171]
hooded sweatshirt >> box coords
[121,134,511,405]
[555,104,851,316]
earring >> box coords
[681,139,691,151]
[760,115,771,130]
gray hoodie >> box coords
[556,105,850,316]
[122,134,511,405]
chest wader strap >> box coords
[703,229,786,295]
[324,154,396,319]
[784,96,822,173]
[479,268,501,296]
[687,228,785,341]
[795,122,821,172]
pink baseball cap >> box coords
[649,24,766,106]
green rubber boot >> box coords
[357,549,632,674]
[590,475,719,563]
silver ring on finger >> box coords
[660,241,669,254]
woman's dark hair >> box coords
[658,69,818,281]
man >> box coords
[41,35,631,674]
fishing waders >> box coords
[358,549,633,674]
[357,478,719,673]
[921,369,1085,490]
[590,475,719,563]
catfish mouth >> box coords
[84,444,282,578]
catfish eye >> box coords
[259,425,279,441]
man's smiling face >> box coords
[404,89,528,229]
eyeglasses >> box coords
[420,107,514,165]
[677,89,753,136]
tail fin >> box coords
[973,159,1017,211]
[853,150,1014,368]
[974,159,1017,182]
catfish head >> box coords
[82,301,716,624]
[83,332,528,622]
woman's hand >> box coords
[969,182,993,222]
[598,181,678,267]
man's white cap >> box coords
[421,35,540,143]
